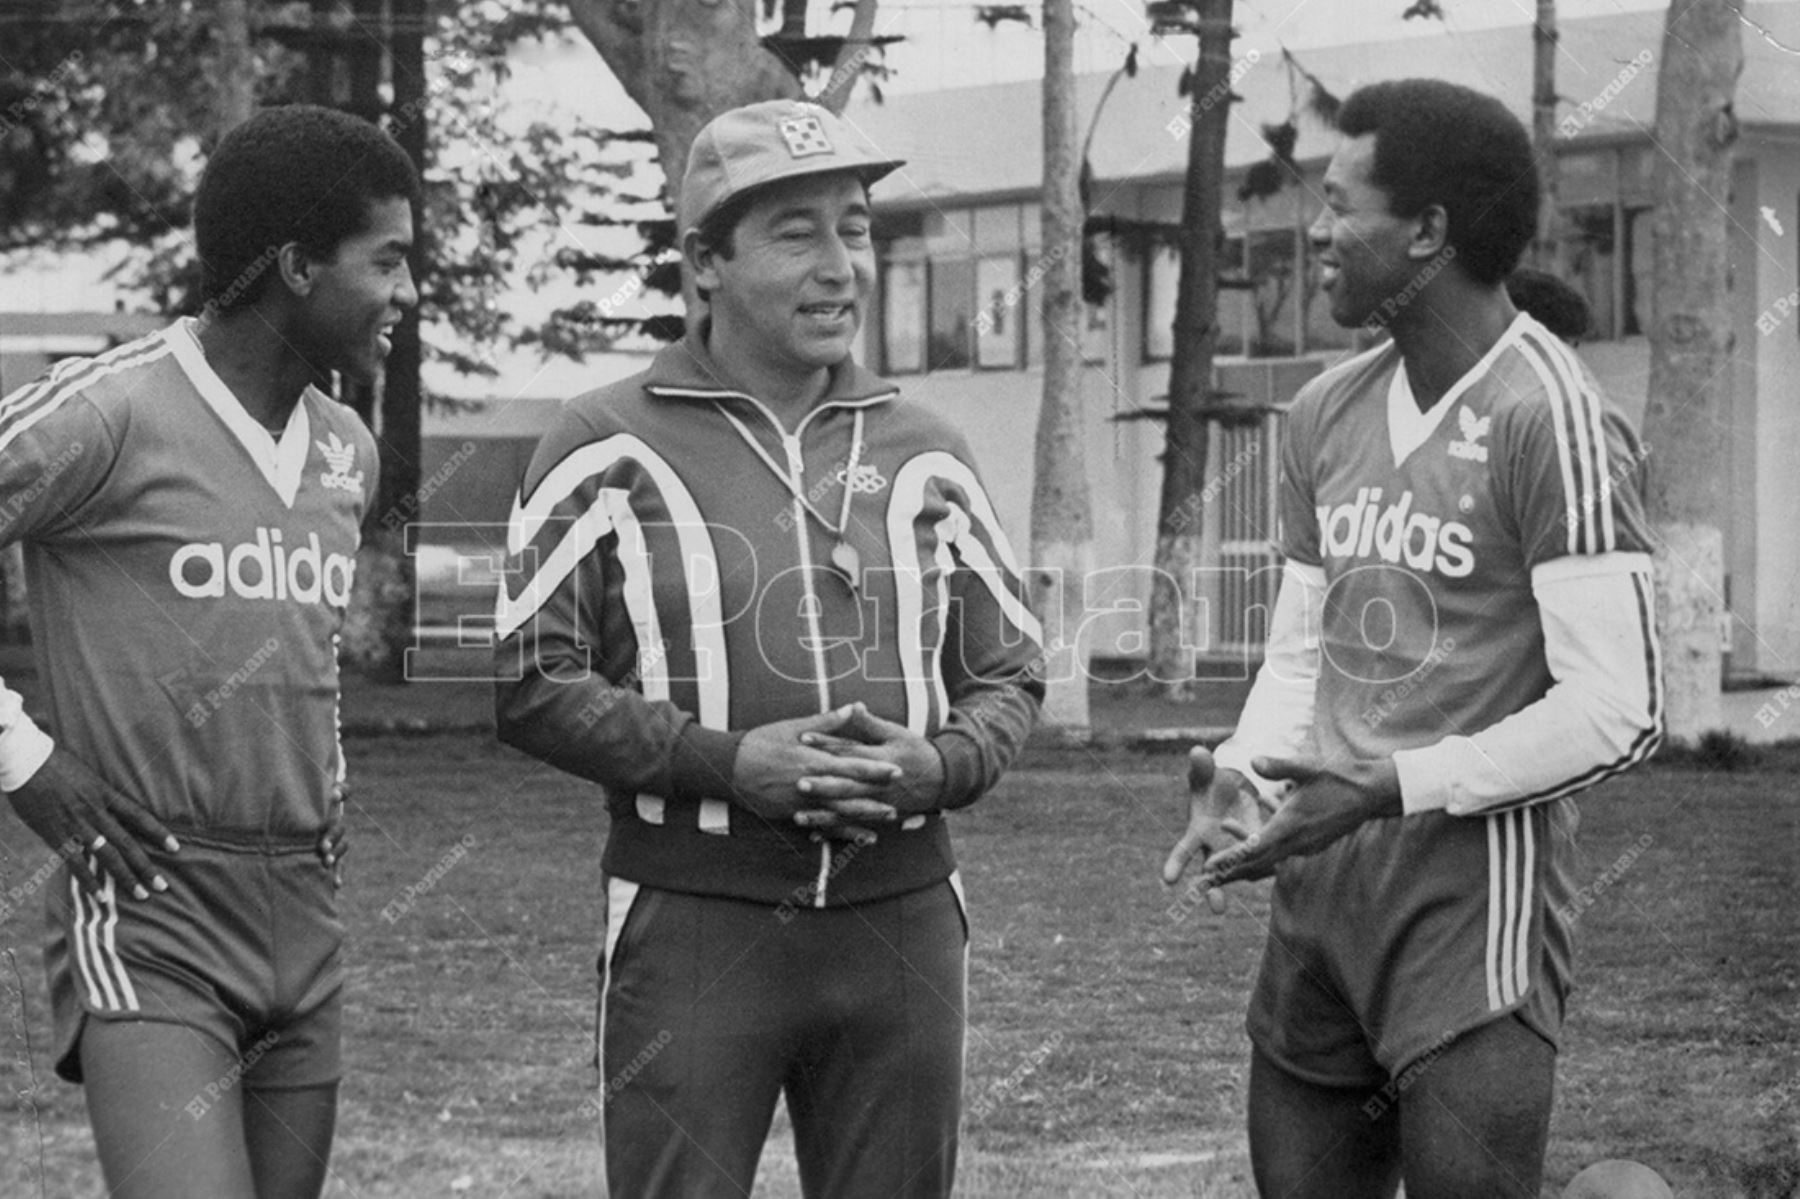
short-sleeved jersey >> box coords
[1281,312,1654,768]
[0,319,377,838]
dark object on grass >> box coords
[1657,728,1763,772]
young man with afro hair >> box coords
[1164,79,1662,1197]
[0,104,418,1198]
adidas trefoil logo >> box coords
[317,431,366,494]
[1448,405,1491,463]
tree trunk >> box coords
[818,0,881,113]
[1529,0,1563,271]
[1030,0,1094,731]
[1148,0,1232,693]
[215,0,255,132]
[1641,0,1741,741]
[566,0,801,323]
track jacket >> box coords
[494,332,1043,907]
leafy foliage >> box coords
[0,0,680,374]
[0,0,311,309]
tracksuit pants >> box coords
[596,877,967,1198]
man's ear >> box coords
[683,229,721,293]
[1409,205,1450,262]
[276,242,319,298]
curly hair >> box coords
[1336,80,1539,287]
[194,105,421,315]
[1506,267,1593,342]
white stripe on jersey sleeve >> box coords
[1213,560,1324,797]
[1517,326,1613,555]
[0,332,165,419]
[1392,551,1662,815]
[1515,336,1586,556]
[0,338,169,458]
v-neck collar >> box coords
[1384,312,1527,467]
[167,318,311,508]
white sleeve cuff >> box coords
[1214,560,1325,798]
[1394,739,1467,814]
[0,709,54,792]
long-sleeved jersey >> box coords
[0,319,375,839]
[1217,311,1663,812]
[494,334,1043,907]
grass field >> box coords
[3,735,1797,1197]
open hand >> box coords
[5,747,178,900]
[1160,745,1268,913]
[1197,754,1400,888]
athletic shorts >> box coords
[46,831,343,1090]
[1247,801,1578,1087]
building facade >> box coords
[845,3,1800,675]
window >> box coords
[1244,227,1302,358]
[1142,190,1348,361]
[974,255,1022,368]
[1564,204,1619,337]
[1081,234,1114,364]
[881,259,927,374]
[927,258,976,370]
[1143,242,1180,362]
[1561,202,1651,341]
[874,203,1129,375]
[1214,235,1249,358]
[878,203,1050,375]
[1554,145,1654,341]
[1624,206,1652,337]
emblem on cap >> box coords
[778,114,834,159]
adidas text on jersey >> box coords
[169,527,356,607]
[1315,487,1475,579]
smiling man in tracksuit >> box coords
[494,99,1044,1198]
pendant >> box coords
[830,540,861,590]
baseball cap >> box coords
[678,100,905,234]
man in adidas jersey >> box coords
[1162,80,1662,1196]
[496,100,1043,1197]
[0,105,416,1198]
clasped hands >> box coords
[730,703,943,842]
[1160,745,1401,912]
